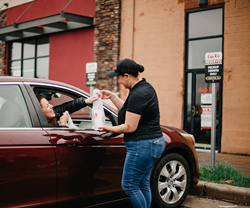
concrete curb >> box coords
[189,181,250,205]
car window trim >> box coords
[24,84,50,128]
[19,84,42,127]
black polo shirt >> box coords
[118,78,163,142]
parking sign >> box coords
[205,52,223,83]
[86,62,97,86]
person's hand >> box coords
[60,111,69,126]
[100,90,115,100]
[85,94,99,104]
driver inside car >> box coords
[36,94,98,127]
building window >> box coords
[187,8,223,70]
[9,36,50,79]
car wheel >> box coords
[151,153,191,208]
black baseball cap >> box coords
[107,59,138,78]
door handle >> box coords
[192,106,196,116]
[57,138,80,145]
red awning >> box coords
[0,0,95,41]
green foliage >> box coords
[199,162,250,188]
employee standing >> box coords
[99,58,166,208]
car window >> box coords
[0,85,32,128]
[33,86,113,129]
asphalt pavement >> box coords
[190,150,250,206]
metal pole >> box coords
[90,85,93,118]
[211,83,217,168]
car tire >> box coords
[151,153,191,208]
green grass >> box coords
[199,162,250,188]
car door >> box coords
[0,83,57,208]
[27,83,127,208]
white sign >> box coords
[205,52,222,65]
[86,62,97,73]
[86,62,97,86]
[13,70,21,77]
[201,105,212,129]
[201,93,212,104]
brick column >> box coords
[0,9,6,76]
[94,0,121,92]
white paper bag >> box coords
[92,89,105,130]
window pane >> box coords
[10,37,50,78]
[37,36,50,57]
[194,74,220,144]
[188,38,222,69]
[23,39,35,59]
[10,61,21,77]
[11,42,21,60]
[0,85,32,127]
[23,59,34,78]
[37,57,49,79]
[189,8,223,38]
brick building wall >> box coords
[221,0,250,154]
[0,9,6,76]
[120,0,227,126]
[120,0,250,154]
[182,0,250,154]
[120,0,186,127]
[94,0,121,92]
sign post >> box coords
[210,83,217,168]
[86,62,97,118]
[205,52,222,168]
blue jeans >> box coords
[122,136,166,208]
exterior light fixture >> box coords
[0,3,8,10]
[199,0,208,6]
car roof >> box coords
[0,76,73,86]
[0,76,90,95]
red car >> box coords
[0,76,200,208]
